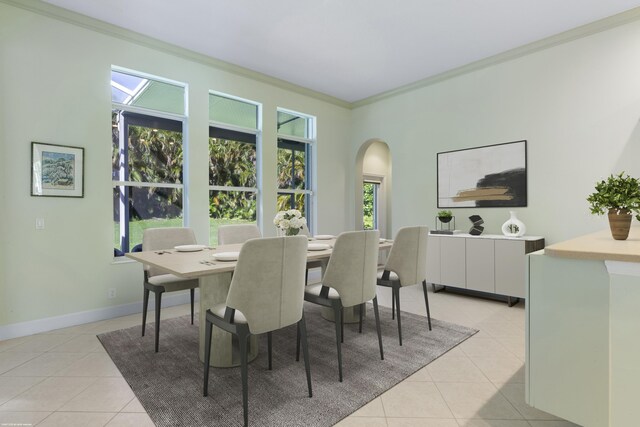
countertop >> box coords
[545,227,640,262]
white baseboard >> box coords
[0,290,199,341]
[0,269,324,341]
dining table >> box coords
[127,236,393,368]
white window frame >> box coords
[208,92,262,237]
[277,108,316,233]
[111,67,188,256]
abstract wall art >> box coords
[437,140,527,208]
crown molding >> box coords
[0,0,352,109]
[352,6,640,108]
[3,0,640,110]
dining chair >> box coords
[299,223,323,283]
[142,227,199,352]
[298,230,383,382]
[217,224,261,245]
[203,236,312,427]
[377,226,431,346]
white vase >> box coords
[501,211,526,237]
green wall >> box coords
[351,17,640,244]
[0,2,352,328]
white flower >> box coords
[289,217,302,228]
[279,219,290,229]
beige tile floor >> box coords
[0,286,580,427]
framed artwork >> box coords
[437,140,527,208]
[31,142,84,198]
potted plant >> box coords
[437,210,453,223]
[587,172,640,240]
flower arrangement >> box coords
[274,209,307,236]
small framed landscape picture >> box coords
[31,142,84,198]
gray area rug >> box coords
[98,303,477,427]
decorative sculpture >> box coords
[469,215,484,236]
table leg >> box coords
[198,273,258,367]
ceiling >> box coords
[42,0,640,103]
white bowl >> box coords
[174,244,206,252]
[308,243,331,251]
[314,235,334,240]
[213,251,240,261]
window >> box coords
[209,93,260,245]
[277,109,315,229]
[363,181,379,230]
[111,68,187,256]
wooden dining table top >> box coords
[126,237,393,279]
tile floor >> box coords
[0,285,580,427]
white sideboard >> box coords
[427,233,544,305]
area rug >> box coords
[98,303,476,427]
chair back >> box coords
[322,230,379,307]
[218,224,261,245]
[384,226,429,286]
[299,223,311,237]
[143,227,197,277]
[226,236,308,334]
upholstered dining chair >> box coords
[377,226,431,346]
[217,224,261,245]
[203,236,312,427]
[299,223,323,283]
[299,230,383,382]
[142,227,199,353]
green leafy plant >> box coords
[587,172,640,220]
[437,210,452,218]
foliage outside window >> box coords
[209,93,260,245]
[277,109,315,228]
[363,182,376,230]
[111,69,187,256]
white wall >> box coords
[0,3,351,328]
[351,18,640,244]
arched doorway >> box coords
[355,139,392,238]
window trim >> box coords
[111,67,188,256]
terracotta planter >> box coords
[608,208,632,240]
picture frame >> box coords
[31,142,84,198]
[437,140,527,208]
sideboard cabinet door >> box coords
[466,238,495,293]
[426,235,441,284]
[495,240,526,298]
[440,237,466,288]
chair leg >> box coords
[154,291,163,353]
[391,288,395,320]
[422,280,432,331]
[358,303,364,334]
[203,316,213,396]
[239,331,250,427]
[340,307,344,344]
[190,289,195,325]
[267,332,273,370]
[373,296,384,360]
[394,286,403,346]
[298,313,313,397]
[334,305,343,382]
[142,288,149,337]
[296,322,301,362]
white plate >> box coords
[308,243,331,251]
[379,239,387,243]
[174,244,206,252]
[213,251,240,261]
[314,235,334,240]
